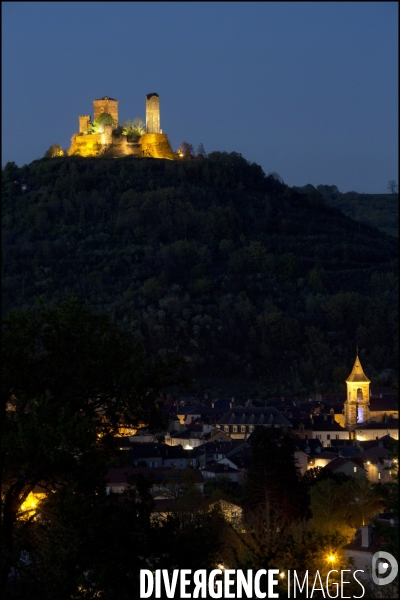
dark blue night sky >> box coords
[2,2,398,193]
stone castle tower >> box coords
[344,353,370,428]
[93,96,119,124]
[146,93,160,133]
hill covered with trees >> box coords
[294,183,398,238]
[2,153,398,396]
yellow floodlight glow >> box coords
[328,554,335,563]
[279,572,285,579]
[19,492,44,519]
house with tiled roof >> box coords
[289,419,314,440]
[115,440,191,468]
[291,414,349,445]
[323,434,397,482]
[313,417,349,444]
[368,395,398,422]
[191,439,249,469]
[362,443,397,483]
[292,444,320,474]
[201,429,232,444]
[354,419,399,441]
[260,397,305,421]
[166,426,204,449]
[292,438,323,453]
[326,438,358,450]
[356,434,394,452]
[202,462,240,483]
[322,456,367,478]
[332,445,362,458]
[129,429,160,443]
[307,450,338,470]
[165,421,222,448]
[216,407,291,439]
[292,440,333,474]
[344,525,382,572]
[227,448,252,470]
[159,445,191,469]
[216,451,252,484]
[125,441,163,467]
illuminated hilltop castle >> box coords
[69,93,175,159]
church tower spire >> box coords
[344,352,370,428]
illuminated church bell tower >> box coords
[344,353,370,428]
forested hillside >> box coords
[294,184,398,237]
[2,154,398,396]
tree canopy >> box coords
[44,144,64,158]
[0,298,187,594]
[122,117,145,142]
[243,427,310,531]
[90,112,115,134]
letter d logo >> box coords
[372,551,398,586]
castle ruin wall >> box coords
[139,133,174,160]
